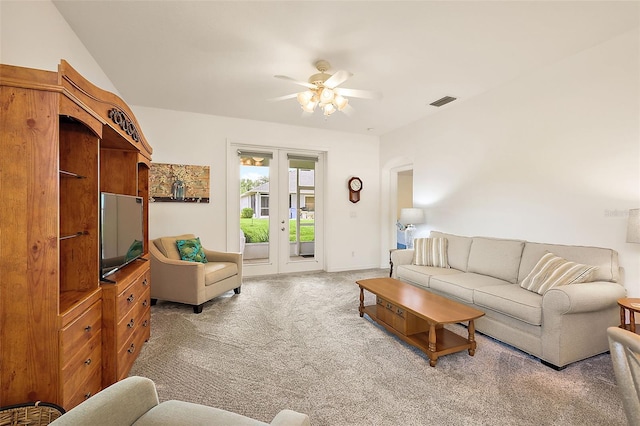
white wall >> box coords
[1,0,382,273]
[0,1,119,95]
[381,29,640,296]
[131,106,380,272]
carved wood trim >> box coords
[58,60,153,160]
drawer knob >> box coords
[84,358,91,365]
[84,325,92,332]
[143,278,148,286]
[142,299,148,307]
[127,319,135,328]
[127,294,135,303]
[127,343,135,354]
[84,392,92,399]
[143,320,149,327]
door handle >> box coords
[281,227,285,231]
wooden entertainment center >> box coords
[0,61,153,409]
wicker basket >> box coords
[0,402,65,426]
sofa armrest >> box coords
[543,282,627,314]
[270,409,311,426]
[50,376,159,426]
[390,249,414,266]
[390,249,414,278]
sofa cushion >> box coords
[518,242,619,283]
[155,234,196,260]
[413,237,449,268]
[134,400,268,426]
[397,264,462,289]
[430,231,472,271]
[467,237,525,284]
[474,284,543,326]
[430,272,510,304]
[520,252,597,294]
[204,262,238,285]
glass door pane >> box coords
[288,158,315,261]
[239,154,271,265]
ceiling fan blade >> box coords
[267,93,299,102]
[274,75,316,89]
[341,104,355,117]
[323,70,353,89]
[334,87,382,99]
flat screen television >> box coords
[100,192,144,280]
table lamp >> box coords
[400,208,425,249]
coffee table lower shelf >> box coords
[362,304,476,367]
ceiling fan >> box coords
[270,60,381,117]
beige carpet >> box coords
[130,269,626,425]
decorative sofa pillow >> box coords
[176,237,208,263]
[520,252,597,294]
[413,237,450,268]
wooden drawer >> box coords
[378,297,397,327]
[60,301,102,363]
[60,300,102,409]
[61,332,102,408]
[116,271,150,317]
[374,296,428,336]
[116,308,150,380]
[101,261,151,388]
[116,286,151,352]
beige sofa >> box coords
[391,231,626,369]
[50,376,310,426]
[149,234,242,313]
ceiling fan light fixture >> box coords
[320,87,335,104]
[301,100,318,113]
[297,90,314,106]
[334,94,348,111]
[323,103,336,116]
[274,59,378,119]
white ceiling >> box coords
[53,1,638,136]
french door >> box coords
[227,144,324,276]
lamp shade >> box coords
[627,209,640,243]
[400,208,425,225]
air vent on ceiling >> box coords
[429,96,457,107]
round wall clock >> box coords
[348,177,363,203]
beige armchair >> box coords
[149,234,242,313]
[607,326,640,425]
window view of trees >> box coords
[240,177,268,194]
[239,174,314,244]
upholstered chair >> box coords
[49,376,310,426]
[149,234,242,313]
[607,326,640,425]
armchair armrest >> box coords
[149,243,205,302]
[50,376,159,426]
[270,409,311,426]
[203,249,242,265]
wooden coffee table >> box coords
[356,277,485,367]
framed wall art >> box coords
[150,163,210,203]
